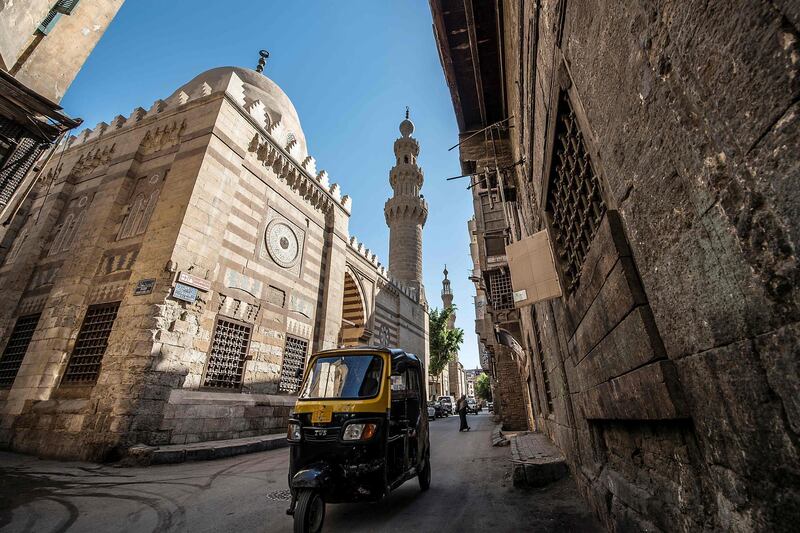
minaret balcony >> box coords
[384,196,428,224]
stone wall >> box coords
[0,0,51,71]
[499,0,799,531]
[159,390,293,445]
[0,69,352,460]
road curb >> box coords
[120,433,289,466]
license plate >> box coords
[311,405,333,423]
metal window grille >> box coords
[279,336,308,393]
[532,308,553,413]
[203,317,252,389]
[0,117,44,208]
[37,0,80,34]
[62,302,120,384]
[546,92,606,293]
[0,314,41,388]
[54,0,81,14]
[488,268,514,311]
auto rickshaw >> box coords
[286,347,431,532]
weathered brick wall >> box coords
[501,0,799,531]
[492,344,528,431]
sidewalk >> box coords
[510,431,569,488]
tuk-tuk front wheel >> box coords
[293,489,325,533]
[418,458,431,491]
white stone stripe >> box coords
[223,229,256,254]
[219,246,248,267]
[228,214,259,236]
[231,195,259,221]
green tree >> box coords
[475,373,492,402]
[428,305,464,379]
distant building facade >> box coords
[464,368,482,400]
[0,66,428,460]
[432,0,799,531]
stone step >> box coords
[491,423,510,446]
[122,433,288,466]
[510,431,569,488]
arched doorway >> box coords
[340,271,366,346]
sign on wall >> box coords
[133,278,156,296]
[177,272,211,292]
[172,282,198,303]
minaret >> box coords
[441,265,456,329]
[385,108,428,299]
[442,264,461,398]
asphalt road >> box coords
[0,413,600,532]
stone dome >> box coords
[399,118,414,138]
[170,66,307,157]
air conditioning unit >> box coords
[505,228,562,307]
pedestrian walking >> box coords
[457,394,470,432]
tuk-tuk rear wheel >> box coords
[293,489,325,533]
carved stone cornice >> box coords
[138,119,186,156]
[70,144,116,178]
[247,133,350,215]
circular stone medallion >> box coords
[265,220,299,268]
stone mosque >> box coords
[0,64,430,460]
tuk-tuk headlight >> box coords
[342,422,377,441]
[287,422,302,441]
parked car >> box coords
[428,400,445,418]
[487,401,494,412]
[466,399,481,414]
[439,395,455,415]
[427,402,437,419]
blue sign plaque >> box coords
[172,282,198,303]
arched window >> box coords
[118,194,145,240]
[49,214,73,256]
[136,189,160,234]
[5,228,28,265]
[61,210,85,253]
[404,155,409,164]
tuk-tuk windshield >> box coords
[298,354,383,400]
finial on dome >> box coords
[443,264,449,278]
[256,50,269,73]
[399,109,414,138]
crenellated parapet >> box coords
[346,234,422,304]
[58,68,353,216]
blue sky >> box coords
[62,0,480,369]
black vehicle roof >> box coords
[314,345,423,369]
